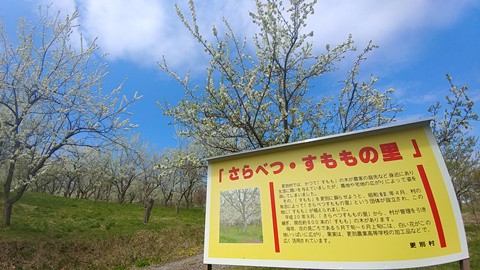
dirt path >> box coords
[148,254,230,270]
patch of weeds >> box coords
[105,220,116,230]
[134,258,150,267]
[465,224,479,233]
[54,231,66,238]
[150,257,162,264]
[19,246,36,258]
[89,222,101,229]
[112,265,128,270]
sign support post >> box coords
[460,258,470,270]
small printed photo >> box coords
[219,187,263,243]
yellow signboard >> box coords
[204,119,468,269]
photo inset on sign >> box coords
[219,188,263,243]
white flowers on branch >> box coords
[428,74,478,213]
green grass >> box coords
[220,224,263,243]
[2,192,204,241]
[0,191,205,269]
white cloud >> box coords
[78,0,257,70]
[398,88,444,105]
[82,1,167,61]
[309,0,478,65]
[41,0,478,69]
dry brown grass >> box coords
[0,227,204,269]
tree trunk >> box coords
[3,160,16,227]
[64,178,75,197]
[118,196,125,204]
[184,184,193,210]
[104,185,113,202]
[143,198,155,224]
[456,192,463,212]
[2,182,28,227]
[128,196,134,204]
[163,192,172,207]
[117,187,126,204]
[2,201,13,227]
[185,198,190,210]
[49,179,57,195]
[175,202,180,214]
[243,213,248,235]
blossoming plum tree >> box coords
[0,10,139,226]
[160,0,401,155]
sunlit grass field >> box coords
[0,191,205,269]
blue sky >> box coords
[1,0,479,150]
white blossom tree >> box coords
[158,143,206,213]
[103,136,143,204]
[71,148,112,201]
[160,0,401,155]
[429,74,478,211]
[429,74,478,147]
[32,147,94,198]
[220,188,262,235]
[136,144,163,205]
[30,147,106,199]
[0,10,139,226]
[121,138,163,204]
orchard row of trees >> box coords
[24,137,206,211]
[1,0,479,228]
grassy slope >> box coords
[0,192,205,269]
[1,192,478,269]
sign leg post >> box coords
[459,258,470,270]
[206,263,212,270]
